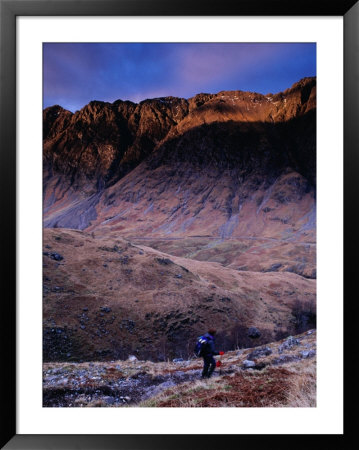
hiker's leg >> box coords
[202,356,210,378]
[207,356,216,378]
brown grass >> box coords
[139,357,316,408]
[150,367,291,407]
[282,359,316,407]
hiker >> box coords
[200,329,224,379]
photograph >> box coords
[2,0,355,445]
[42,42,317,408]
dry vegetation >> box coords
[140,363,316,408]
[138,331,316,408]
[43,330,316,408]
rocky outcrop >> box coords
[43,96,189,192]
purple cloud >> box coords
[43,43,316,112]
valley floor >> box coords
[43,329,316,408]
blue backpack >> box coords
[194,335,210,357]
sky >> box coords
[43,43,316,112]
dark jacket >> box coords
[202,333,219,357]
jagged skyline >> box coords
[43,43,316,112]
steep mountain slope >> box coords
[43,78,316,244]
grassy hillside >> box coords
[43,228,316,362]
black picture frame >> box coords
[1,0,357,448]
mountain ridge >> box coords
[43,77,316,237]
[43,76,316,191]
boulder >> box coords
[248,327,261,338]
[103,396,115,405]
[242,360,256,369]
[300,349,316,359]
[272,354,300,365]
[247,346,272,360]
[52,253,64,261]
[278,336,300,353]
[156,258,173,265]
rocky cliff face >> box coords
[44,77,315,189]
[43,96,189,191]
[43,78,316,256]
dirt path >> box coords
[131,235,316,245]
